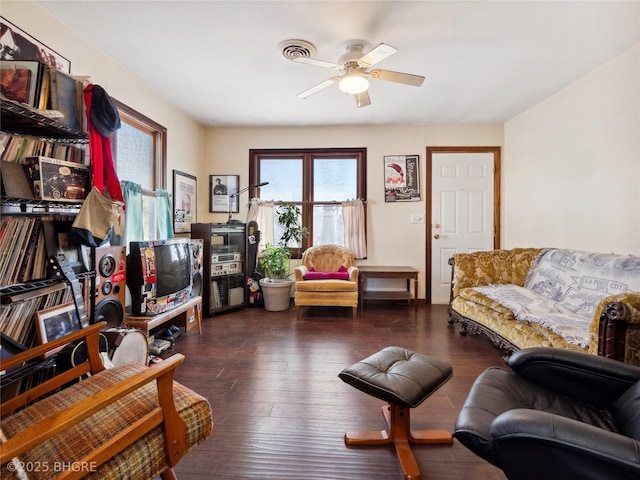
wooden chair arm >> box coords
[1,322,107,416]
[0,353,187,470]
[1,322,106,372]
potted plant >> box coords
[258,203,308,311]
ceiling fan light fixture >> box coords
[338,72,369,95]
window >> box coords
[112,100,167,191]
[111,100,167,240]
[249,148,367,254]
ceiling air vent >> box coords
[279,39,316,61]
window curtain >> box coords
[342,199,366,259]
[113,180,143,251]
[248,199,274,252]
[156,188,174,239]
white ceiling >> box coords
[37,1,639,127]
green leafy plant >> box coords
[259,203,309,280]
[277,203,309,251]
[259,243,290,280]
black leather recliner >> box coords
[454,347,640,480]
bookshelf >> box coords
[0,97,87,140]
[0,96,91,351]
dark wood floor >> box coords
[166,302,508,480]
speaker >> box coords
[94,245,127,329]
[189,239,204,298]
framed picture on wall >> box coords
[209,175,239,213]
[384,155,420,202]
[0,16,71,72]
[173,170,197,233]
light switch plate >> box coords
[410,214,424,224]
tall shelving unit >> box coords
[191,222,246,316]
[0,97,91,350]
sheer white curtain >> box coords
[247,199,274,253]
[342,199,366,259]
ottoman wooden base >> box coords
[345,404,452,480]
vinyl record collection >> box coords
[0,282,72,348]
[0,217,48,285]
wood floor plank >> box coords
[166,303,507,480]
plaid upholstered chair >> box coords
[294,245,359,320]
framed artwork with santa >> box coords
[384,155,420,202]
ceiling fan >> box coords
[292,42,425,108]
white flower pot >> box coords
[259,279,293,311]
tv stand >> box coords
[124,296,202,337]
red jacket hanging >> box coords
[83,84,124,204]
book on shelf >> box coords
[0,133,86,164]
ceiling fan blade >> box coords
[369,69,425,87]
[355,91,371,108]
[358,43,398,67]
[293,57,343,70]
[297,77,339,99]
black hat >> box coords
[90,85,121,137]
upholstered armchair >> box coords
[294,245,359,320]
[454,347,640,480]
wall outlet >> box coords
[410,214,424,224]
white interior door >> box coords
[429,149,498,303]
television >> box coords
[127,238,192,316]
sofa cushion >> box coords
[296,279,357,292]
[0,362,212,480]
[452,249,544,296]
[614,380,640,441]
[458,287,516,318]
[304,265,349,280]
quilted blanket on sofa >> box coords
[476,249,640,348]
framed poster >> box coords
[173,170,197,233]
[35,302,81,356]
[384,155,420,202]
[209,175,239,213]
[0,17,71,72]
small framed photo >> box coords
[209,175,239,213]
[35,302,81,356]
[173,170,197,233]
[384,155,421,202]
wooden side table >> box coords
[358,266,419,312]
[124,295,202,337]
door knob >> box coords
[434,233,440,239]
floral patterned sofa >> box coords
[448,248,640,365]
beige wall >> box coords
[3,1,205,196]
[8,1,638,302]
[504,45,640,255]
[204,124,504,298]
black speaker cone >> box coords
[94,297,123,329]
